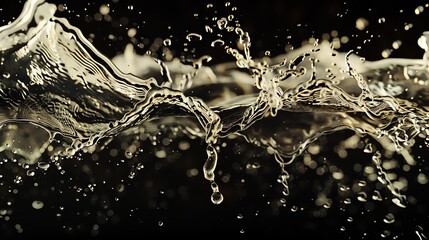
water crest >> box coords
[0,0,428,238]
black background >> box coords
[1,0,427,60]
[1,0,429,239]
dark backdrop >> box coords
[1,0,429,239]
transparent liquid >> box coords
[0,0,428,238]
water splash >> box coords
[1,0,429,238]
[0,0,226,202]
[416,226,428,240]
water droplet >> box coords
[211,191,224,204]
[205,25,213,33]
[211,39,225,47]
[14,176,22,184]
[357,192,367,202]
[415,6,424,15]
[356,17,369,30]
[217,17,228,30]
[32,200,44,210]
[99,4,110,15]
[251,163,260,169]
[358,180,367,187]
[37,162,50,170]
[3,72,10,78]
[392,40,402,49]
[415,225,427,240]
[127,28,137,38]
[378,17,386,24]
[186,33,202,42]
[158,221,163,226]
[203,145,217,181]
[381,230,391,238]
[339,184,349,192]
[382,49,392,58]
[163,38,171,46]
[26,170,35,177]
[418,33,429,51]
[364,143,373,153]
[372,190,383,201]
[136,163,144,170]
[237,213,243,219]
[392,198,406,208]
[116,184,125,192]
[383,213,395,224]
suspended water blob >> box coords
[0,0,428,238]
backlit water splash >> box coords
[0,0,429,238]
